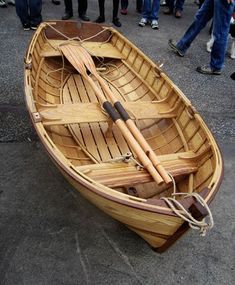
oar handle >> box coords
[103,102,164,185]
[114,102,172,184]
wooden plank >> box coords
[67,75,102,162]
[40,101,177,125]
[76,151,199,188]
[40,41,124,59]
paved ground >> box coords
[0,1,234,285]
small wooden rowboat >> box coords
[24,21,223,252]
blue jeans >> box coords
[166,0,185,12]
[177,0,235,70]
[15,0,42,26]
[142,0,160,20]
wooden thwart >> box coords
[77,151,199,188]
[40,41,124,59]
[39,101,177,125]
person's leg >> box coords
[136,0,142,12]
[98,0,105,18]
[113,0,120,18]
[62,0,73,19]
[64,0,72,13]
[164,0,174,13]
[175,0,185,12]
[210,0,235,70]
[121,0,128,9]
[95,0,105,22]
[113,0,121,26]
[28,0,42,26]
[151,0,160,20]
[15,0,29,25]
[176,0,214,53]
[78,0,87,16]
[142,0,151,20]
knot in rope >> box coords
[105,152,143,168]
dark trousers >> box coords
[64,0,87,16]
[121,0,143,11]
[15,0,42,25]
[98,0,120,19]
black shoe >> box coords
[95,16,105,23]
[62,11,73,20]
[79,14,90,21]
[168,39,185,57]
[23,23,30,31]
[51,0,60,4]
[196,65,221,75]
[230,72,235,80]
[30,24,38,30]
[112,17,121,27]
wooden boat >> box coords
[24,21,223,252]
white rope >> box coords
[161,192,214,236]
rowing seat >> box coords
[76,151,199,188]
[36,102,177,125]
[40,41,125,59]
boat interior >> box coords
[27,22,218,201]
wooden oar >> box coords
[60,44,164,185]
[75,45,171,184]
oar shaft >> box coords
[76,45,171,184]
[95,74,171,184]
[59,45,163,184]
[103,102,164,184]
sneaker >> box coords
[23,23,30,31]
[138,18,148,27]
[120,8,127,15]
[196,65,222,75]
[0,0,7,7]
[168,39,185,57]
[151,20,159,29]
[160,0,167,6]
[30,24,38,30]
[230,41,235,59]
[112,17,122,27]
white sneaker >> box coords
[0,0,7,7]
[138,18,148,27]
[151,20,159,29]
[230,40,235,59]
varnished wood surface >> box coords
[23,21,223,252]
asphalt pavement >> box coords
[0,1,234,284]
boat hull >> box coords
[24,21,223,252]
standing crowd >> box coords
[1,0,235,75]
